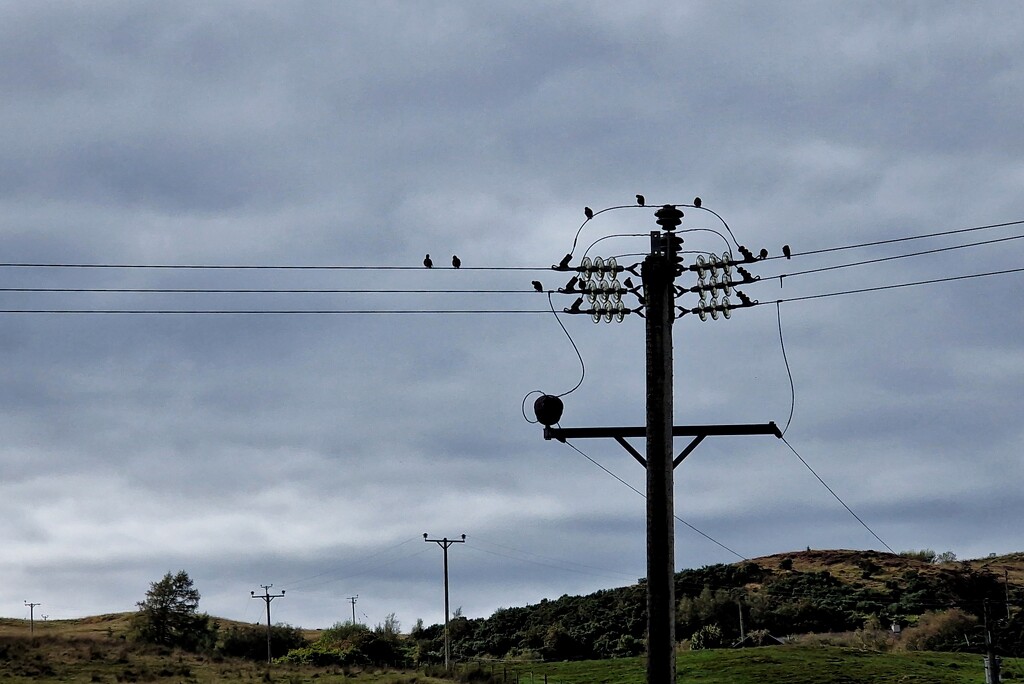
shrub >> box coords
[690,624,725,650]
[900,609,979,652]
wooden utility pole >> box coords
[250,585,285,664]
[642,247,676,684]
[424,533,465,671]
[24,602,40,634]
[346,595,359,625]
[538,200,779,683]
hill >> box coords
[406,548,1024,662]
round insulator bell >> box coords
[655,205,683,230]
[533,394,564,427]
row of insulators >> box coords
[590,301,629,323]
[577,255,623,280]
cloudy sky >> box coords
[3,1,1023,631]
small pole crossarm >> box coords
[544,422,782,441]
[545,422,781,471]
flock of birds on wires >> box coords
[5,196,1022,575]
[0,194,1020,319]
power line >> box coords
[764,264,1024,306]
[0,287,549,294]
[767,218,1024,261]
[0,262,546,271]
[770,232,1024,280]
[0,308,549,315]
[780,436,895,554]
[561,440,747,561]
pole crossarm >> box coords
[545,422,782,470]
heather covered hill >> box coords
[408,549,1024,662]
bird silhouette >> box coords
[532,280,543,292]
[423,254,433,268]
[693,197,702,208]
[782,245,792,259]
[758,248,768,260]
[584,206,594,219]
[636,194,645,206]
[452,255,461,269]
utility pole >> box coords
[643,211,678,684]
[984,598,1002,684]
[1006,568,1012,621]
[536,200,778,684]
[24,601,40,634]
[250,585,285,665]
[424,533,465,671]
[346,595,359,625]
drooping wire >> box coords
[776,289,796,437]
[680,227,733,254]
[561,440,746,561]
[690,204,740,248]
[581,233,649,262]
[546,292,586,398]
[569,205,635,255]
[780,436,895,554]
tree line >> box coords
[132,551,1024,667]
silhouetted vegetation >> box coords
[408,550,1022,662]
[130,570,215,652]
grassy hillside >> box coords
[2,623,1019,684]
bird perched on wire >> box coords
[584,206,594,219]
[423,254,433,268]
[693,197,702,208]
[782,245,792,259]
[452,255,461,269]
[636,194,645,206]
[532,280,543,292]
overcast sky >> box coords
[2,1,1023,632]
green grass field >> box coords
[1,614,1020,683]
[464,646,1019,684]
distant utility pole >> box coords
[346,595,359,625]
[535,201,779,684]
[250,585,285,665]
[424,533,465,671]
[984,599,1002,684]
[24,602,40,634]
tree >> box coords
[132,570,212,651]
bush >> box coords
[900,609,980,652]
[218,623,307,661]
[690,624,725,650]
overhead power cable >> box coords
[0,287,541,294]
[772,232,1024,280]
[781,436,895,554]
[767,218,1024,261]
[764,264,1024,306]
[561,440,746,561]
[0,262,547,271]
[0,308,550,315]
